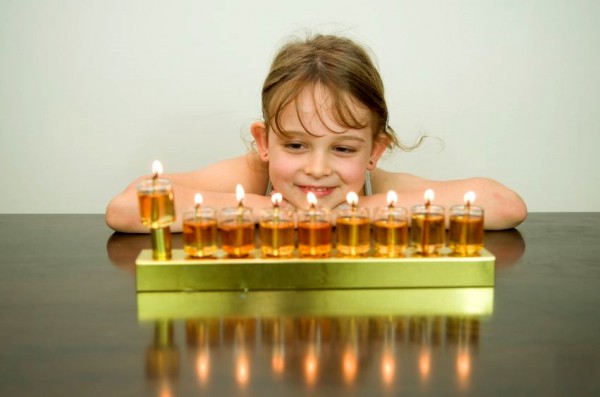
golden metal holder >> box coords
[135,248,495,292]
[150,227,172,260]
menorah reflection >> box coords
[145,314,482,393]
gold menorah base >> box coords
[135,248,495,292]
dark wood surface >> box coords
[0,213,598,396]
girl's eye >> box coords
[284,142,306,151]
[333,146,357,154]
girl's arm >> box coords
[364,169,527,230]
[105,155,272,233]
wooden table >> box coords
[0,213,598,396]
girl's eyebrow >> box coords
[281,129,367,143]
[335,135,367,143]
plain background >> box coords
[1,0,598,214]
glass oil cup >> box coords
[259,206,295,258]
[218,207,255,258]
[335,205,371,257]
[182,207,218,258]
[448,205,484,256]
[373,206,409,257]
[410,204,445,256]
[297,207,333,258]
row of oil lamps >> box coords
[138,161,484,260]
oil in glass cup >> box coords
[137,179,175,229]
[182,206,218,258]
[410,204,445,256]
[259,206,295,258]
[218,207,255,258]
[448,205,484,256]
[335,204,371,257]
[373,206,409,257]
[297,206,332,258]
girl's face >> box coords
[252,86,388,209]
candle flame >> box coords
[386,190,398,206]
[194,193,203,206]
[235,184,245,205]
[424,189,435,205]
[346,192,359,206]
[464,191,476,206]
[271,192,283,207]
[152,160,163,178]
[306,192,317,208]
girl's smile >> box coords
[297,185,336,198]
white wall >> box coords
[1,0,598,213]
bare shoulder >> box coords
[172,154,269,194]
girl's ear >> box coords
[367,133,390,170]
[251,121,269,162]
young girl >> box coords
[106,34,526,233]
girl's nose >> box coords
[304,152,332,178]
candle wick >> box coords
[422,200,431,255]
[194,204,201,223]
[349,203,359,256]
[387,208,395,257]
[236,202,244,229]
[461,202,471,251]
[309,203,317,225]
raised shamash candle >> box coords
[297,192,333,258]
[218,184,255,258]
[335,192,371,257]
[137,160,175,260]
[373,190,409,257]
[259,193,295,258]
[137,160,175,229]
[448,191,484,256]
[182,193,218,258]
[410,189,445,256]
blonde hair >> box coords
[261,34,406,149]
